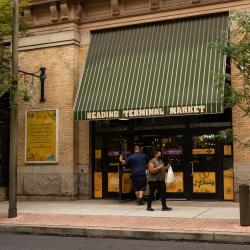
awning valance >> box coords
[74,14,228,120]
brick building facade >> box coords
[7,0,250,201]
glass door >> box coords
[161,135,185,198]
[93,135,134,199]
[187,133,222,199]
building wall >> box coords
[74,44,91,199]
[232,65,250,200]
[15,0,250,201]
[17,45,80,201]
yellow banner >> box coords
[193,172,216,193]
[122,173,133,194]
[26,110,57,162]
[108,173,119,192]
[224,145,232,156]
[192,148,215,155]
[224,169,234,200]
[94,172,102,198]
[95,150,102,159]
[166,172,184,193]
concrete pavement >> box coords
[0,200,240,219]
[0,200,249,244]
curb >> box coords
[0,224,250,244]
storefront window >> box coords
[192,134,216,170]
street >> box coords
[0,234,249,250]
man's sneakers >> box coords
[146,206,172,211]
[137,198,144,206]
[162,206,172,211]
[146,207,154,211]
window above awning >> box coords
[74,14,228,120]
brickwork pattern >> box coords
[17,45,80,199]
[231,62,250,194]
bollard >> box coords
[239,184,250,226]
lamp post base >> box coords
[8,208,17,218]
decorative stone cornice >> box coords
[151,0,160,10]
[192,0,201,4]
[75,0,84,22]
[111,0,120,16]
[24,8,33,22]
[49,1,59,22]
[26,0,243,27]
[60,0,69,20]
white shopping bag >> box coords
[166,166,175,184]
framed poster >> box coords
[165,172,184,193]
[193,172,216,193]
[25,109,59,164]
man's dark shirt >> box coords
[125,152,148,176]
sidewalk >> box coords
[0,200,249,244]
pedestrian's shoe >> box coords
[162,206,172,211]
[137,198,144,205]
[146,207,154,211]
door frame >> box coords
[93,121,230,200]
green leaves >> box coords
[0,0,30,98]
[212,12,250,145]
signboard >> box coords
[193,172,216,193]
[224,145,232,156]
[95,150,102,159]
[223,169,234,200]
[192,148,215,155]
[166,172,184,193]
[94,172,102,198]
[122,173,133,194]
[162,148,183,156]
[108,172,119,192]
[25,109,58,163]
[84,105,208,120]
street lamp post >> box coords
[8,0,19,218]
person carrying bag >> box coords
[146,151,172,211]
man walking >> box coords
[119,144,148,205]
[147,151,172,211]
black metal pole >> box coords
[8,0,19,218]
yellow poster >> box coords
[95,150,102,159]
[224,169,234,200]
[122,173,133,194]
[108,172,119,192]
[166,172,184,193]
[192,148,215,155]
[26,110,57,162]
[94,172,102,198]
[193,172,216,193]
[224,145,232,156]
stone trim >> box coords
[111,0,120,16]
[79,1,250,31]
[17,195,79,201]
[151,0,160,10]
[19,30,81,51]
[27,0,243,26]
[17,165,80,174]
[60,0,70,20]
[49,2,59,22]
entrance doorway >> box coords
[92,114,233,201]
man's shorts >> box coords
[132,174,147,191]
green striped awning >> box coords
[74,14,228,120]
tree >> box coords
[213,11,250,147]
[0,0,29,98]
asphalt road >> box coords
[0,234,249,250]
